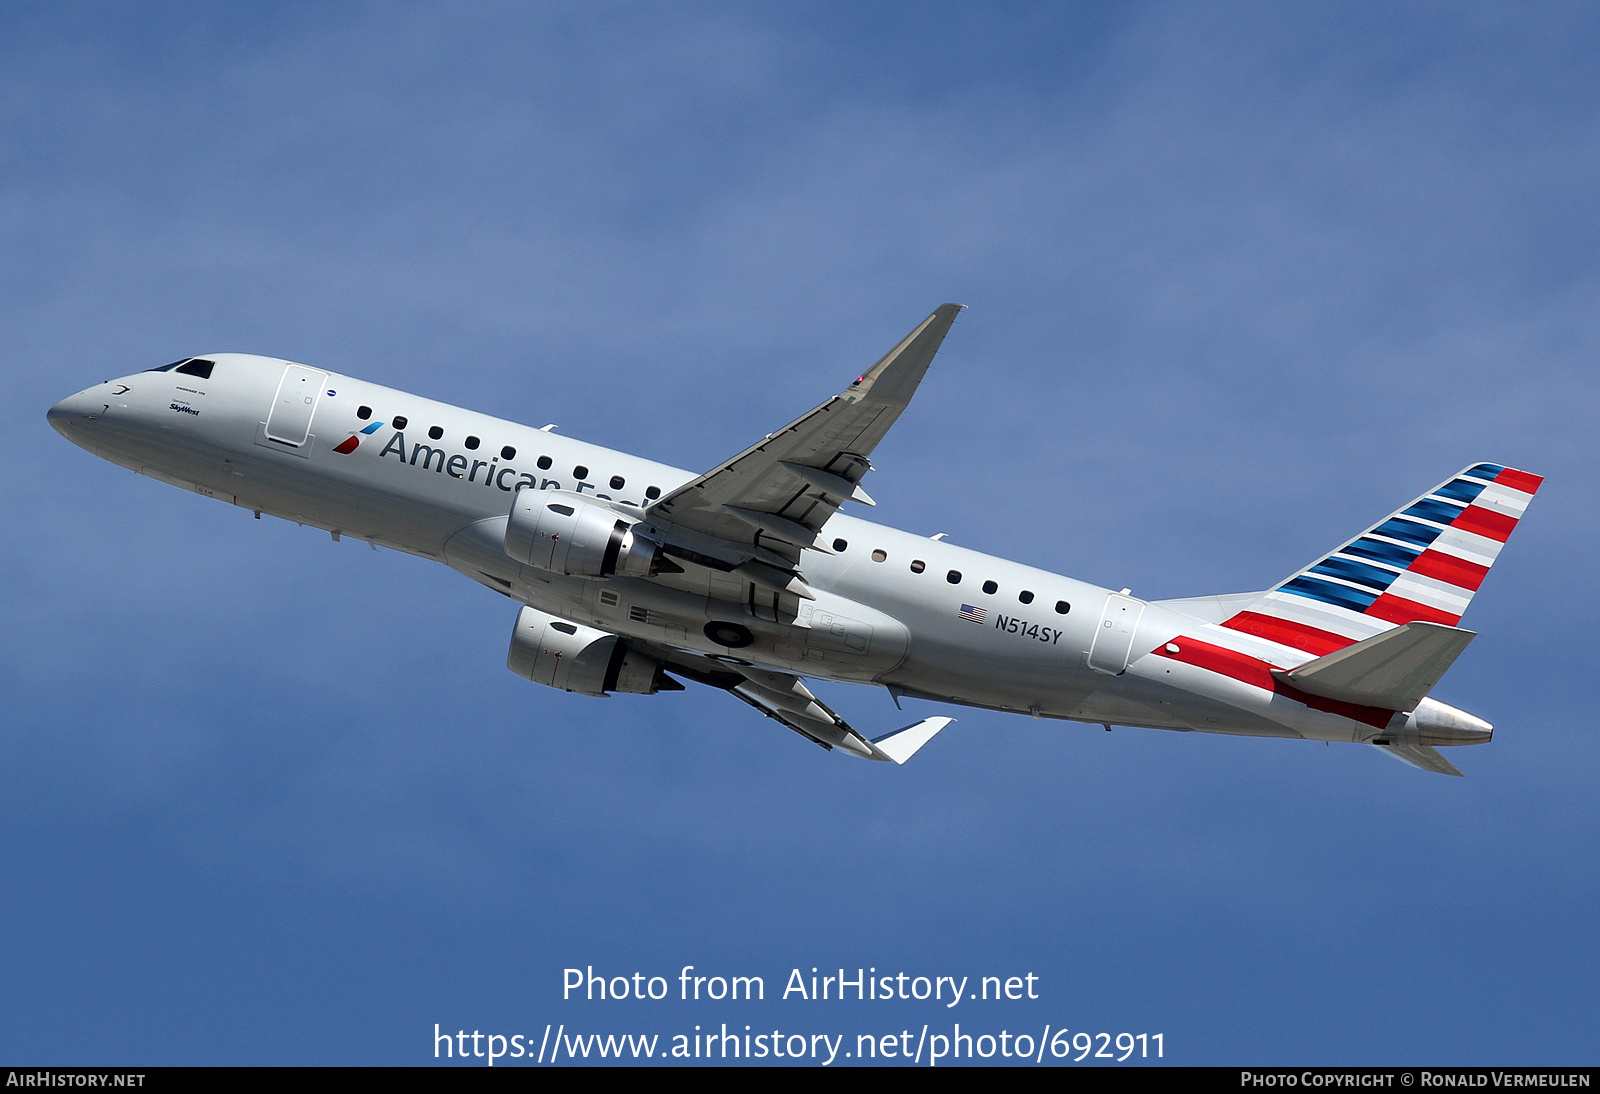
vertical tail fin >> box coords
[1221,463,1542,656]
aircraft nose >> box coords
[47,389,104,438]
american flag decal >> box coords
[959,604,987,624]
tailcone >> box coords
[1409,696,1493,746]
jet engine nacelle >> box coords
[506,605,670,696]
[504,490,662,578]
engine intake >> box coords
[506,605,672,696]
[505,490,662,577]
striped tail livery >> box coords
[1223,463,1541,655]
[1163,462,1544,776]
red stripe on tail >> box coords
[1365,592,1461,626]
[1155,636,1395,729]
[1407,549,1489,592]
[1451,505,1516,542]
[1220,611,1356,656]
[1494,467,1543,494]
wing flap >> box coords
[656,653,952,763]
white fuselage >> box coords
[49,353,1469,751]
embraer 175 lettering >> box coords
[48,306,1541,775]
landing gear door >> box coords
[265,364,329,447]
[1087,593,1145,676]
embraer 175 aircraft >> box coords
[48,306,1540,775]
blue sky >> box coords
[2,2,1596,1065]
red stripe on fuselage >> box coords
[1495,467,1543,494]
[1451,504,1516,542]
[1364,592,1461,626]
[1407,548,1489,591]
[1219,611,1356,655]
[1155,636,1395,729]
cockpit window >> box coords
[147,359,190,372]
[174,359,215,379]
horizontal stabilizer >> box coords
[1274,621,1475,713]
[867,717,953,764]
[1375,742,1465,777]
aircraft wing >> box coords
[646,304,963,578]
[656,652,950,763]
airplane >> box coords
[47,305,1541,776]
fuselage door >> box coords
[265,364,330,447]
[1087,593,1145,675]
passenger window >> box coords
[833,538,848,552]
[1055,600,1071,615]
[574,465,589,479]
[392,415,409,429]
[982,580,998,594]
[356,405,372,421]
[428,426,443,440]
[610,475,625,490]
[537,455,552,470]
[871,549,887,563]
[465,435,480,450]
[645,485,661,500]
[1019,590,1034,604]
[910,560,926,573]
[947,570,962,584]
[502,446,517,460]
[175,359,215,379]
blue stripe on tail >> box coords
[1281,576,1380,612]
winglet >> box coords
[846,304,964,408]
[866,716,953,764]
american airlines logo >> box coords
[346,429,563,493]
[331,420,386,454]
[334,424,616,498]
